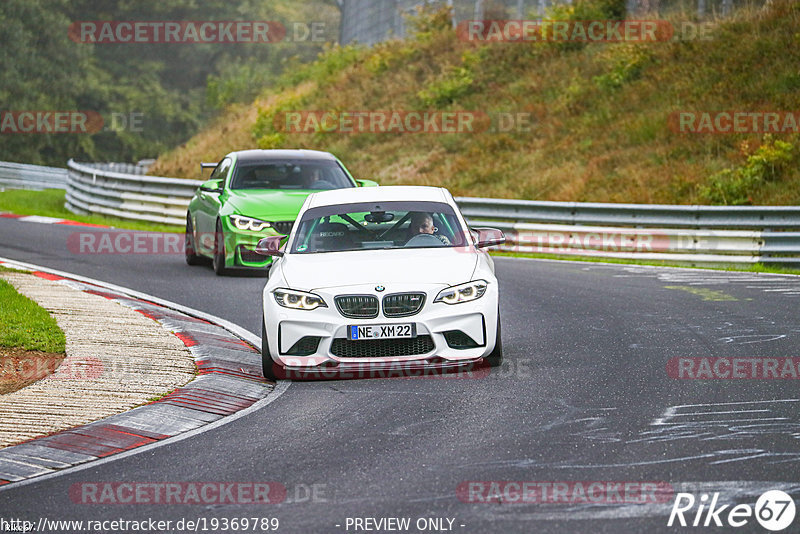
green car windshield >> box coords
[230,160,353,190]
[290,201,468,254]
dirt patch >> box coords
[0,347,65,395]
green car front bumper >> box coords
[219,217,291,270]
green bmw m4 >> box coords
[185,149,377,275]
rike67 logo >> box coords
[668,490,796,531]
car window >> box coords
[290,201,468,254]
[210,158,232,184]
[229,160,353,190]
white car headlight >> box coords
[434,280,488,305]
[273,288,327,310]
[230,215,272,232]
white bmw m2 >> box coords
[256,186,505,380]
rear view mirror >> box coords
[365,211,394,223]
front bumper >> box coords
[262,283,499,371]
[220,218,291,269]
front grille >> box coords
[238,245,267,263]
[283,336,321,356]
[273,221,294,235]
[383,293,426,317]
[443,330,480,349]
[331,335,435,358]
[335,295,379,319]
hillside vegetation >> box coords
[0,0,339,166]
[151,1,800,205]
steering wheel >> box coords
[405,233,446,247]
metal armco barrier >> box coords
[0,161,68,190]
[455,197,800,229]
[66,160,202,226]
[3,160,798,265]
[457,199,800,265]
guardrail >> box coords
[455,197,800,230]
[456,198,800,265]
[3,160,798,265]
[65,160,201,226]
[0,161,68,190]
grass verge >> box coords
[0,273,67,395]
[0,189,183,233]
[0,276,65,352]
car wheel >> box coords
[484,312,503,368]
[262,315,280,381]
[212,220,228,276]
[185,216,203,266]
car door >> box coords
[195,157,231,253]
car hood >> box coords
[224,189,312,221]
[280,248,479,290]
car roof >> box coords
[305,185,451,209]
[230,149,338,163]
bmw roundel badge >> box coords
[375,285,385,292]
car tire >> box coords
[212,220,228,276]
[262,315,280,381]
[484,312,503,368]
[185,216,203,266]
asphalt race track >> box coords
[2,218,800,533]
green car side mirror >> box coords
[199,179,223,193]
[355,179,379,187]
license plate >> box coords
[349,324,416,340]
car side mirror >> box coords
[472,227,505,249]
[355,179,379,187]
[199,179,223,193]
[255,235,287,257]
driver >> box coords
[304,167,333,190]
[408,212,451,245]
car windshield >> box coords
[290,201,468,254]
[229,160,353,190]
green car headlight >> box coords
[434,280,488,305]
[230,215,272,232]
[273,288,327,310]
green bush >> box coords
[281,44,366,88]
[417,66,474,108]
[699,135,797,205]
[593,45,653,91]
